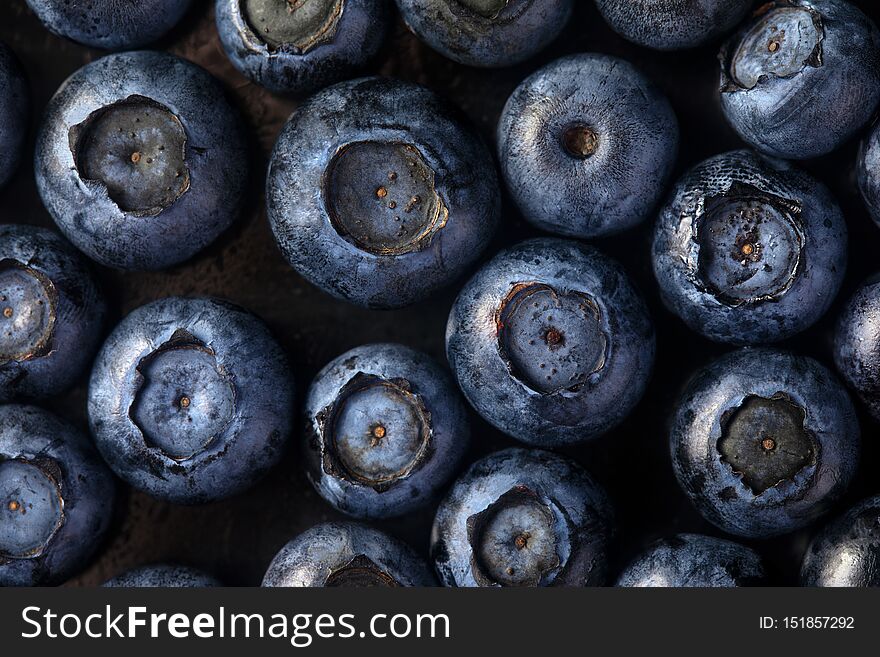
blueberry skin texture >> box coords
[498,53,679,238]
[395,0,573,68]
[801,496,880,587]
[719,0,880,160]
[216,0,391,96]
[267,76,500,309]
[431,448,614,587]
[1,225,106,402]
[833,276,880,422]
[35,51,248,271]
[263,521,436,587]
[88,297,294,505]
[616,534,765,587]
[25,0,192,50]
[304,343,469,519]
[652,150,846,345]
[0,41,28,189]
[595,0,752,51]
[857,121,880,227]
[670,349,860,539]
[0,405,115,587]
[446,238,655,447]
[104,564,222,587]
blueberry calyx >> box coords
[0,261,58,366]
[0,457,65,562]
[325,554,401,587]
[561,123,600,160]
[456,0,512,20]
[242,0,344,52]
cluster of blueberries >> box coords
[2,0,880,588]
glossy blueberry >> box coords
[0,405,115,586]
[88,297,294,504]
[0,41,28,188]
[801,496,880,587]
[833,276,880,422]
[431,448,613,587]
[595,0,752,51]
[652,150,846,345]
[498,53,678,238]
[670,348,860,539]
[1,225,106,402]
[304,343,469,519]
[616,534,765,587]
[267,76,500,309]
[216,0,392,96]
[25,0,192,50]
[36,51,248,271]
[263,521,436,587]
[104,564,222,587]
[396,0,573,68]
[720,0,880,160]
[857,121,880,228]
[447,238,654,447]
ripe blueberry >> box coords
[857,121,880,228]
[833,276,880,421]
[104,564,222,587]
[0,41,28,189]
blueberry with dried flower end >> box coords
[431,448,613,587]
[263,522,436,587]
[670,349,860,539]
[35,51,248,271]
[104,564,222,587]
[88,297,293,505]
[801,495,880,587]
[267,76,500,309]
[652,150,846,345]
[216,0,392,96]
[304,343,469,519]
[395,0,573,68]
[0,41,28,189]
[25,0,192,50]
[446,238,654,447]
[498,53,679,238]
[616,534,765,587]
[833,276,880,422]
[0,405,115,587]
[719,0,880,160]
[857,122,880,228]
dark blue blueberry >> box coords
[88,297,294,504]
[595,0,753,51]
[216,0,392,96]
[395,0,573,68]
[104,564,222,587]
[431,448,613,587]
[446,238,654,447]
[670,348,860,539]
[498,53,678,238]
[652,150,846,345]
[35,51,248,271]
[25,0,193,50]
[720,0,880,160]
[267,76,500,309]
[833,276,880,421]
[304,343,469,519]
[1,225,106,402]
[801,496,880,587]
[0,41,28,189]
[857,121,880,227]
[616,534,765,587]
[0,404,115,587]
[263,521,436,587]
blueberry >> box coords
[498,53,678,238]
[857,121,880,228]
[88,297,294,504]
[216,0,392,96]
[652,150,846,345]
[35,51,248,271]
[263,521,436,587]
[267,76,500,309]
[0,41,28,189]
[1,225,106,402]
[304,343,469,519]
[800,496,880,587]
[719,0,880,160]
[833,276,880,421]
[395,0,573,68]
[25,0,193,50]
[670,348,860,539]
[104,564,222,587]
[0,404,115,586]
[431,448,613,587]
[446,238,654,447]
[616,534,765,587]
[595,0,753,51]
